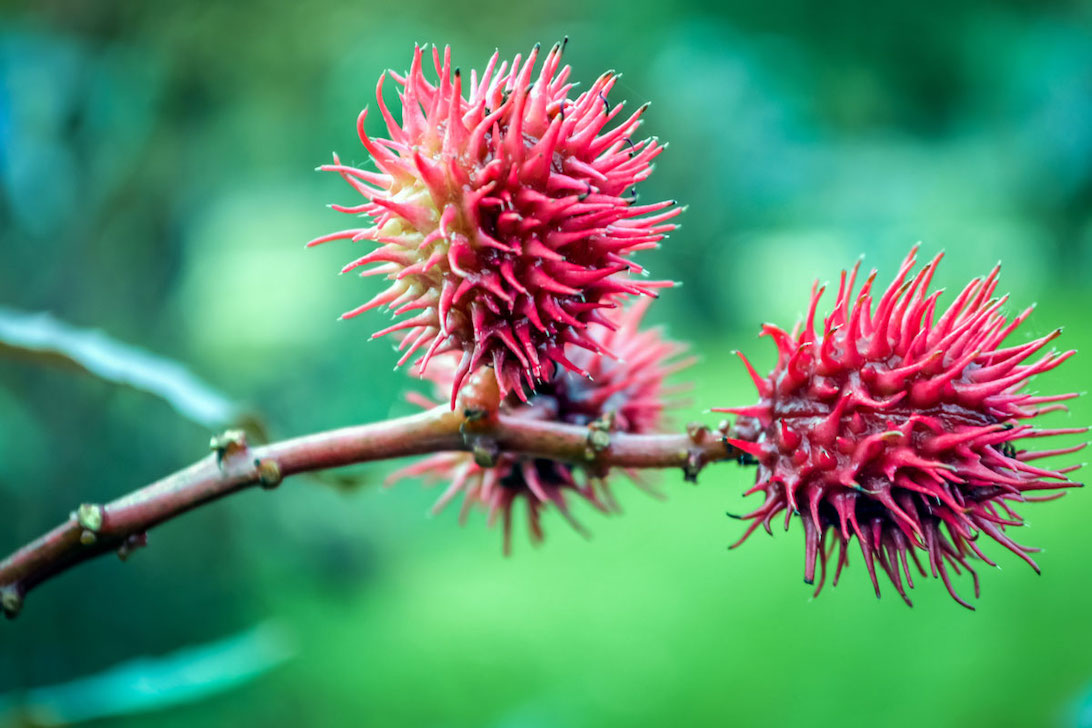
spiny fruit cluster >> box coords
[310,42,1084,607]
[393,299,691,552]
[718,247,1084,607]
[309,42,678,405]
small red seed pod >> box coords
[716,246,1085,608]
[308,42,679,406]
[393,299,692,553]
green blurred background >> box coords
[2,1,1092,726]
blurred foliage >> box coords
[0,306,242,428]
[0,621,294,726]
[1,0,1091,726]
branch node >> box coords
[75,503,104,533]
[80,530,97,546]
[585,412,615,458]
[681,422,715,482]
[591,411,616,432]
[683,451,704,483]
[1,585,23,619]
[587,428,611,453]
[462,407,486,423]
[457,367,502,416]
[210,428,249,468]
[470,437,499,467]
[255,458,283,490]
[117,533,149,562]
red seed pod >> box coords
[308,42,679,405]
[393,299,692,552]
[717,246,1085,608]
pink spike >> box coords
[733,350,770,398]
[725,438,767,459]
[305,229,365,248]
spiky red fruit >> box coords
[308,42,679,405]
[717,247,1085,608]
[394,299,691,552]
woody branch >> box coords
[0,401,734,620]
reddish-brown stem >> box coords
[0,406,733,619]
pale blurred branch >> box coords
[0,306,240,429]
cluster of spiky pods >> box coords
[311,42,1084,607]
[718,247,1084,607]
[309,41,679,405]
